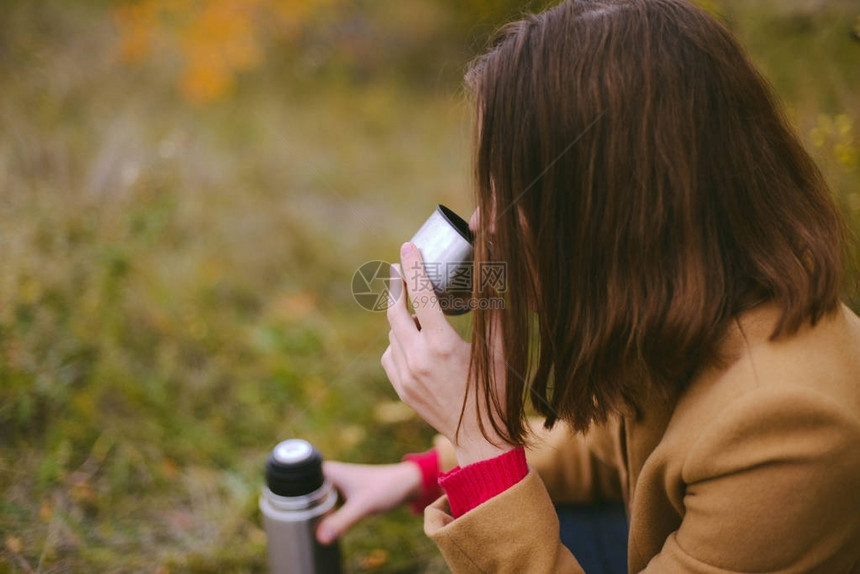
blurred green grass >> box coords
[0,0,858,572]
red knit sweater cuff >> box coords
[402,449,442,514]
[438,446,527,518]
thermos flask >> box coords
[260,439,342,574]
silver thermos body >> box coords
[260,439,342,574]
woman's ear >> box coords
[468,208,480,234]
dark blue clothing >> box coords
[557,503,628,574]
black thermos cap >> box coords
[265,439,325,497]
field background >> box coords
[1,0,858,572]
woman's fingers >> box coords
[321,461,350,490]
[388,330,408,377]
[387,263,420,345]
[386,330,414,402]
[398,242,448,335]
[381,346,398,388]
[381,245,475,443]
[316,462,424,545]
[317,462,370,544]
[316,499,367,545]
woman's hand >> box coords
[382,242,513,467]
[316,460,422,545]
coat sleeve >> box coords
[425,470,586,573]
[641,386,860,573]
[424,420,623,573]
[425,386,860,573]
[433,417,623,505]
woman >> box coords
[318,0,860,571]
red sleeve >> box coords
[402,449,443,514]
[437,446,528,518]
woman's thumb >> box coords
[316,502,365,545]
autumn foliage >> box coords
[113,0,341,102]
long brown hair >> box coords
[465,0,846,443]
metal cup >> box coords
[407,205,474,315]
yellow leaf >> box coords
[181,48,235,103]
[160,458,180,478]
[358,548,389,570]
[338,425,366,449]
[810,127,827,148]
[39,501,53,522]
[4,536,22,554]
[836,115,853,138]
[271,292,318,321]
[835,144,856,168]
[373,401,415,425]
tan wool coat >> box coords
[427,304,860,573]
